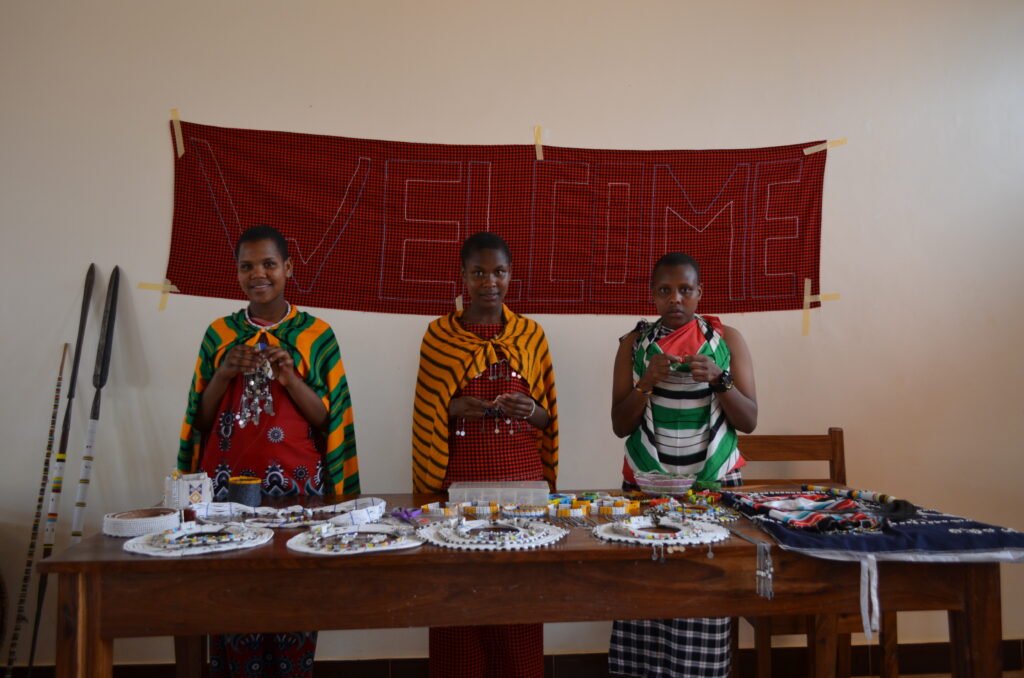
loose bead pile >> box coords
[160,524,237,547]
[453,519,539,544]
[621,515,704,541]
[307,523,403,552]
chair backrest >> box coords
[736,427,845,486]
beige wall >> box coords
[2,0,1022,664]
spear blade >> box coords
[71,266,120,544]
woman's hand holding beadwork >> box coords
[449,395,496,419]
[494,392,535,419]
[262,346,298,387]
[637,352,682,392]
[681,353,722,384]
[216,344,263,381]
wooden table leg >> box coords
[948,563,1001,678]
[808,613,838,678]
[174,635,208,678]
[836,632,852,678]
[754,618,772,678]
[948,607,968,678]
[56,572,112,678]
[878,611,899,678]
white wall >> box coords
[2,0,1022,665]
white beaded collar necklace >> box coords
[245,302,292,331]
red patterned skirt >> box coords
[200,376,323,676]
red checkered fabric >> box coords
[429,624,544,678]
[429,323,545,676]
[168,119,828,315]
[443,323,545,489]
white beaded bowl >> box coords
[634,471,696,496]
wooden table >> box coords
[38,492,1002,677]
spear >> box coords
[70,266,120,544]
[2,345,68,677]
[25,264,95,674]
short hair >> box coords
[235,225,290,261]
[651,252,700,283]
[459,231,511,267]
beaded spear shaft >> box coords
[25,264,95,675]
[69,266,120,544]
[2,344,68,677]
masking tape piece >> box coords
[454,295,464,312]
[534,125,544,161]
[802,278,840,335]
[802,278,813,336]
[803,137,848,155]
[138,279,180,311]
[171,108,185,158]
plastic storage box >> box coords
[447,481,549,506]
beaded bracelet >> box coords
[634,383,653,395]
[312,532,400,552]
[463,502,500,517]
[421,501,469,517]
[501,505,548,518]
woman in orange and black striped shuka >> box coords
[411,231,558,678]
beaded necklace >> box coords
[244,301,292,330]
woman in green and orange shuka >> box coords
[177,224,357,678]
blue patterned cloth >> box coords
[722,488,1024,637]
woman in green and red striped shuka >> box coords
[609,252,757,678]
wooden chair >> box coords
[729,427,899,678]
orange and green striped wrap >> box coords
[412,305,558,493]
[177,306,358,494]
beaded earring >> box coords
[488,358,509,381]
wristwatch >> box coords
[709,370,734,393]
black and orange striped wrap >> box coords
[412,305,558,493]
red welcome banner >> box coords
[167,120,828,316]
